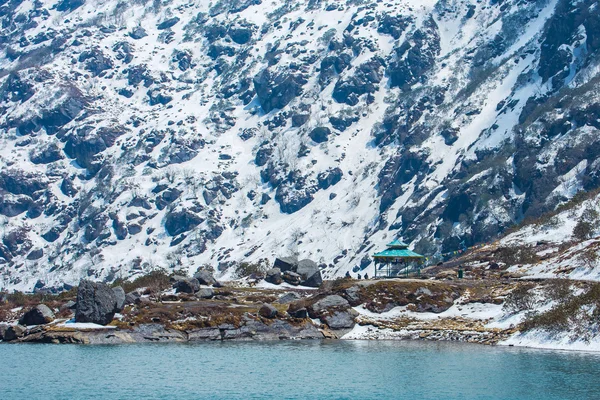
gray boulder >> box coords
[282,271,302,286]
[60,300,77,313]
[113,286,126,312]
[344,285,363,306]
[194,270,218,286]
[125,291,140,305]
[307,295,357,330]
[259,304,278,319]
[4,324,26,341]
[75,280,118,326]
[309,295,350,318]
[129,26,147,40]
[196,288,214,299]
[164,209,203,236]
[265,268,283,285]
[296,259,323,287]
[19,304,55,326]
[276,292,302,304]
[322,310,359,330]
[174,278,200,294]
[288,308,308,319]
[0,323,7,340]
[274,256,298,272]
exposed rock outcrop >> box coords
[19,304,55,326]
[75,280,117,325]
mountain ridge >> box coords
[0,0,599,291]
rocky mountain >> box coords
[1,0,599,291]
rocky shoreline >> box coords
[5,259,600,350]
[0,266,524,345]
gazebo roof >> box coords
[386,239,409,249]
[373,248,424,259]
[373,239,424,259]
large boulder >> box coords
[129,26,147,40]
[258,304,278,319]
[193,270,218,286]
[75,280,118,326]
[282,271,302,286]
[308,295,350,318]
[0,323,8,340]
[296,259,323,288]
[157,17,180,30]
[113,286,126,312]
[276,292,301,304]
[3,324,26,341]
[19,304,55,326]
[60,300,77,313]
[173,278,200,294]
[308,295,357,330]
[322,310,359,330]
[344,286,363,306]
[165,209,204,236]
[274,256,298,272]
[196,288,214,299]
[125,291,140,305]
[288,308,308,319]
[265,268,283,285]
[309,127,331,143]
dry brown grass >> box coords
[115,270,172,294]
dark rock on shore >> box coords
[309,295,350,316]
[259,304,278,319]
[19,304,55,326]
[306,294,357,331]
[4,324,26,341]
[75,280,117,325]
[276,292,301,304]
[322,310,359,330]
[60,300,77,313]
[113,286,126,312]
[265,268,283,284]
[282,271,302,285]
[174,278,200,294]
[288,308,308,319]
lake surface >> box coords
[1,340,600,399]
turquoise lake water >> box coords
[1,340,600,399]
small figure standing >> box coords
[364,272,369,280]
[357,274,362,280]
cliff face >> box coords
[1,0,600,290]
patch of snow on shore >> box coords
[501,330,600,352]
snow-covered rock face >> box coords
[1,0,600,291]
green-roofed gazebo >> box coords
[372,239,425,278]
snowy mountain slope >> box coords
[0,0,599,291]
[501,191,600,281]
